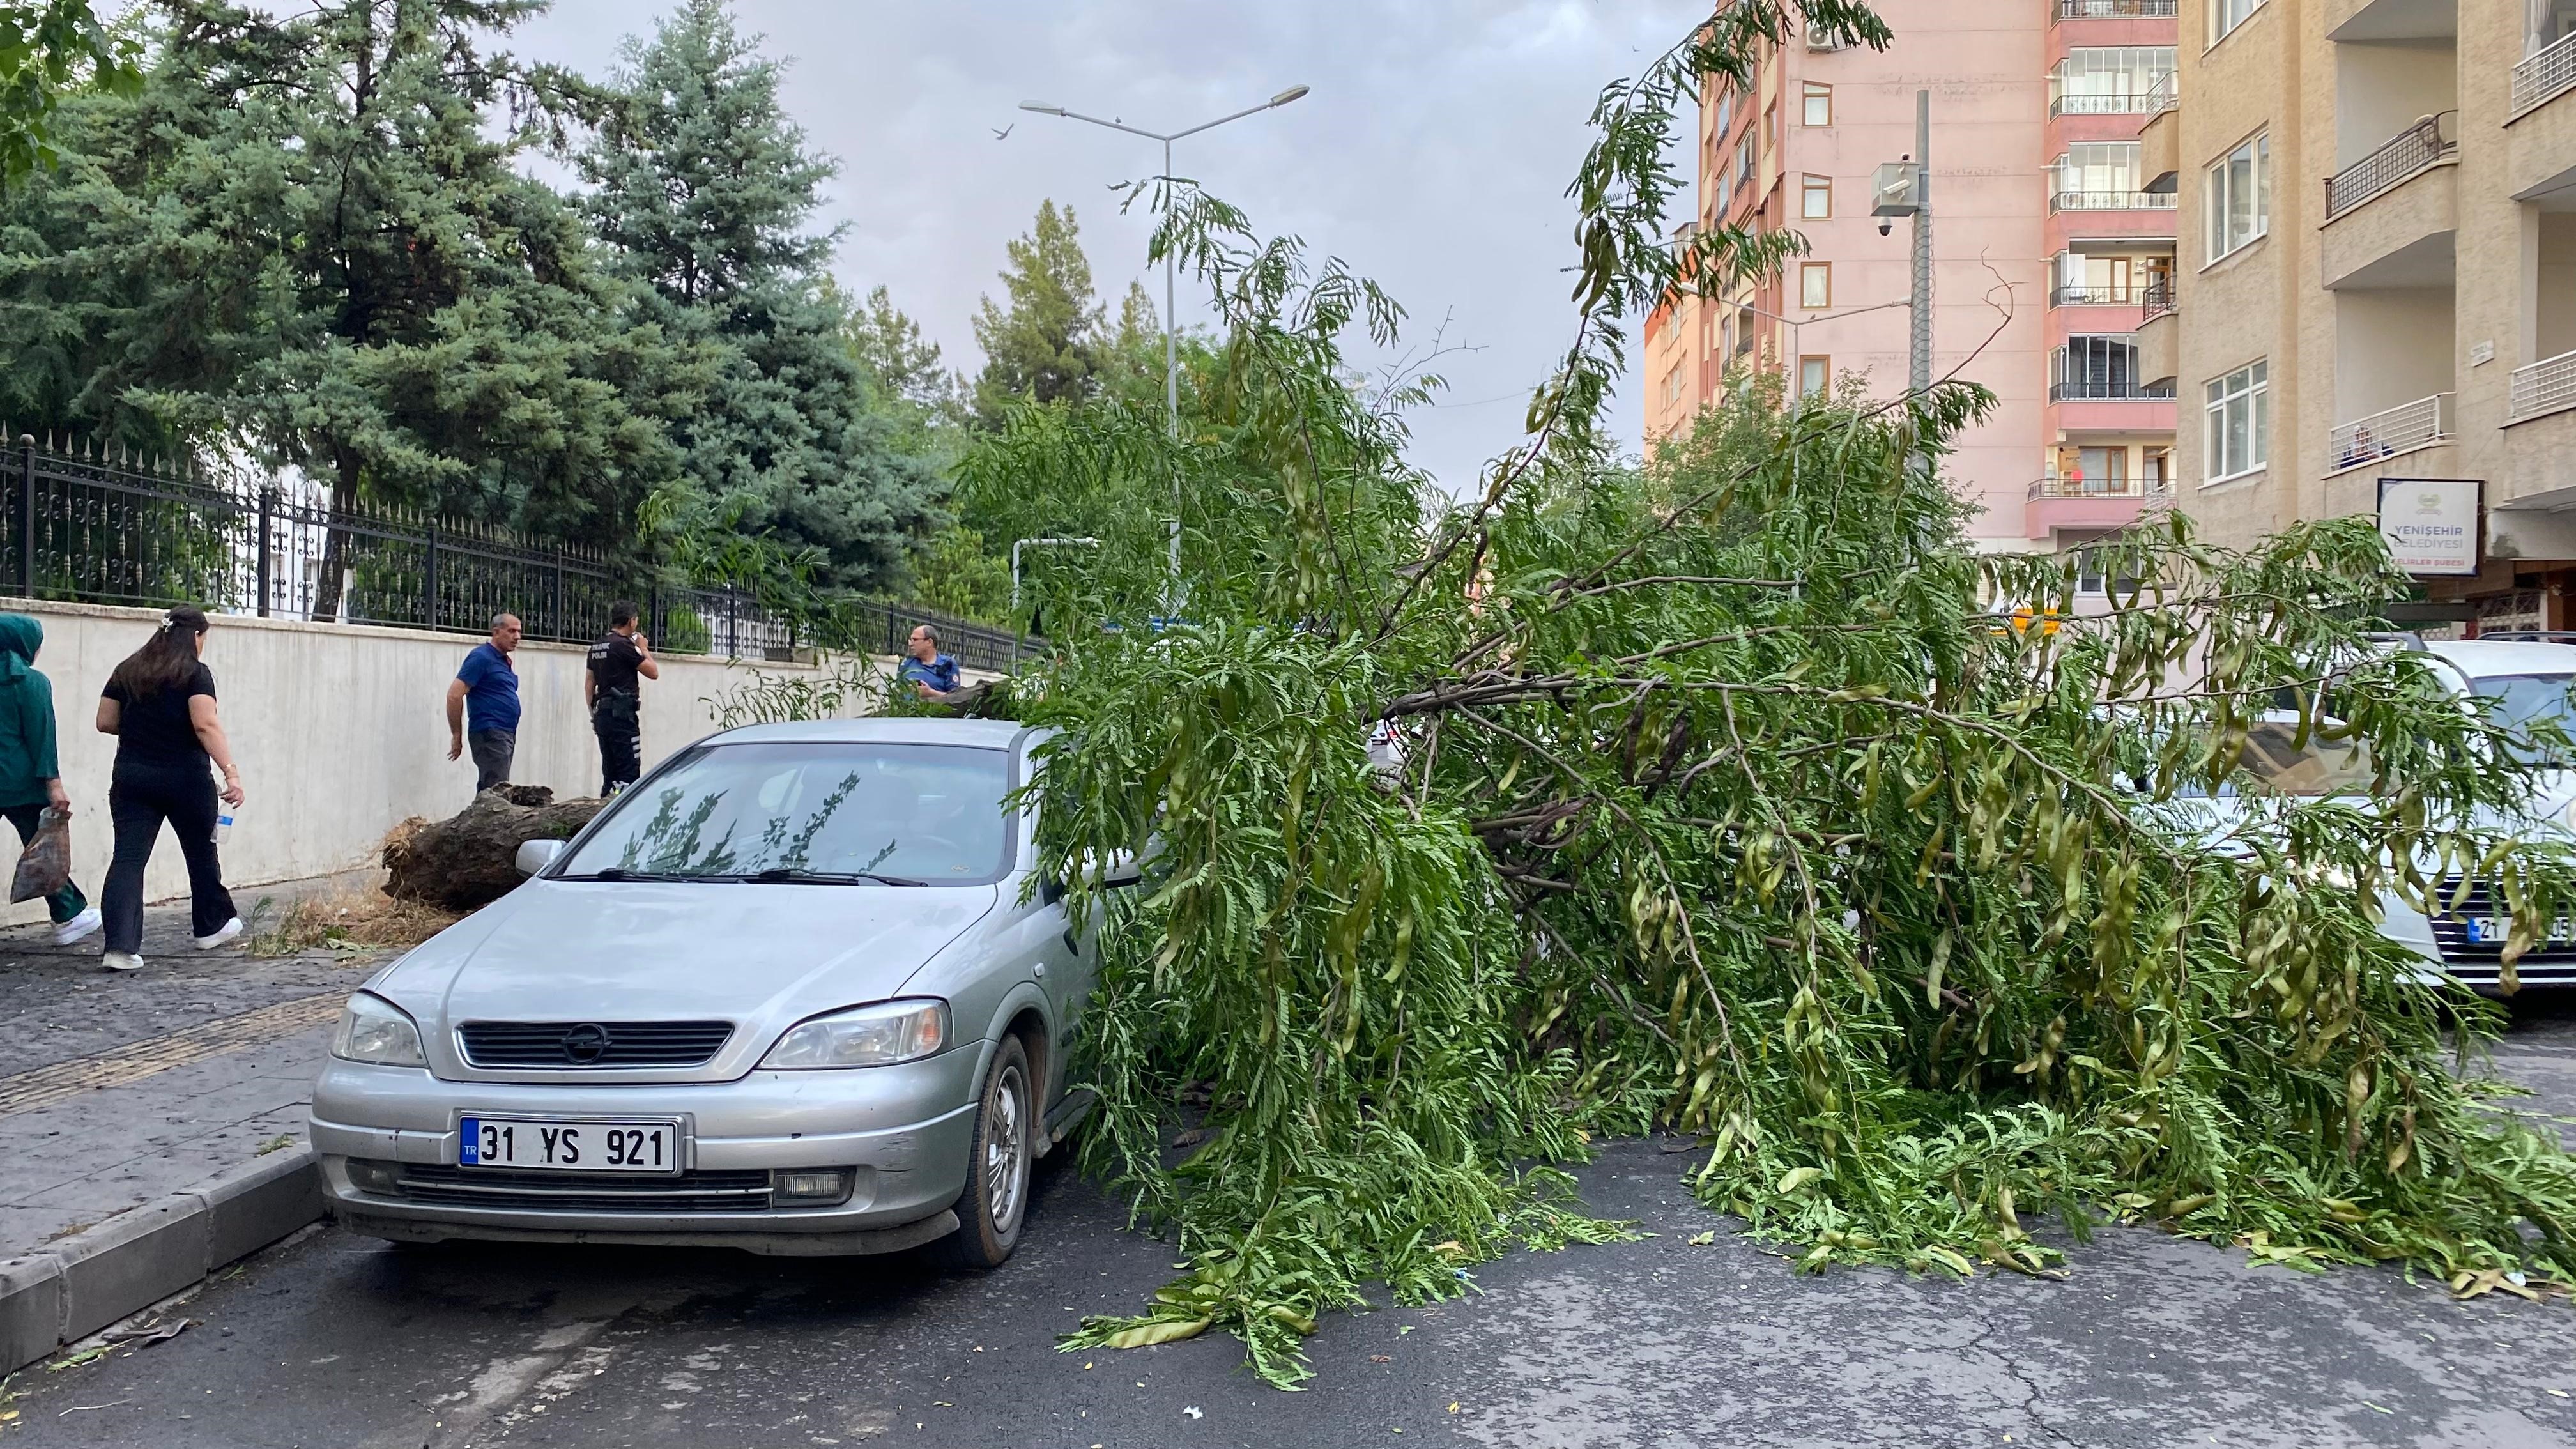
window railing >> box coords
[2053,0,2177,17]
[2142,72,2177,116]
[2139,278,2177,323]
[2049,189,2177,213]
[2510,349,2576,424]
[2049,92,2160,117]
[2028,475,2173,500]
[2050,380,2177,401]
[2329,393,2453,470]
[2051,283,2147,306]
[2323,112,2457,221]
[2515,31,2576,118]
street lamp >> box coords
[1869,89,1935,398]
[1018,84,1312,617]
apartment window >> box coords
[1733,303,1756,359]
[2054,142,2142,200]
[1800,263,1832,309]
[2204,132,2270,263]
[1662,364,1686,408]
[1801,174,1832,220]
[1715,93,1733,137]
[2211,0,2264,44]
[2204,360,2269,482]
[1802,82,1832,126]
[1798,356,1830,400]
[2055,335,2152,399]
[2049,47,2176,112]
[1736,139,1756,188]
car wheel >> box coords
[943,1034,1032,1270]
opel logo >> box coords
[562,1023,611,1065]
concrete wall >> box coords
[0,598,969,926]
[2540,212,2576,356]
[2334,286,2458,417]
[2334,40,2458,167]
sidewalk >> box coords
[0,870,392,1368]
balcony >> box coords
[2138,279,2175,324]
[2050,283,2149,307]
[2514,31,2576,119]
[2327,394,2452,475]
[2049,93,2161,118]
[2511,349,2576,426]
[2025,475,2172,540]
[2135,282,2177,388]
[2324,112,2457,222]
[2049,379,2176,402]
[2049,190,2177,213]
[2053,0,2175,17]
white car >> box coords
[2181,635,2576,993]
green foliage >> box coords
[702,655,883,728]
[984,0,2576,1392]
[970,200,1110,427]
[577,0,938,594]
[0,1,138,189]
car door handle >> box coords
[1062,929,1081,956]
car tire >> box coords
[942,1034,1033,1271]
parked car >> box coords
[2163,636,2576,993]
[308,718,1126,1264]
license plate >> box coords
[457,1117,680,1174]
[2464,916,2576,945]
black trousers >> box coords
[2,802,86,924]
[103,761,237,954]
[467,728,516,792]
[592,691,640,796]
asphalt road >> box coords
[11,1013,2576,1449]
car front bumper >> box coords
[310,1045,983,1256]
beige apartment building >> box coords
[2138,0,2576,631]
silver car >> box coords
[308,718,1123,1265]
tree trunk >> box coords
[309,445,362,623]
[382,785,604,912]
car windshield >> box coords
[557,741,1012,883]
[2237,720,2374,797]
[2469,673,2576,765]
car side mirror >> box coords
[515,839,566,877]
[1096,849,1142,889]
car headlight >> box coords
[331,992,427,1067]
[760,999,951,1070]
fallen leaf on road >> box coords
[2551,1390,2570,1399]
[2363,1403,2393,1414]
[1687,1231,1716,1246]
[1183,1407,1203,1419]
[1448,1402,1461,1414]
[103,1319,192,1349]
[1370,1355,1391,1363]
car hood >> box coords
[2149,771,2576,866]
[375,878,1000,1080]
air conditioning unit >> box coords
[1808,31,1848,51]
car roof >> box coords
[2423,639,2576,678]
[700,717,1033,750]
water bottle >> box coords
[213,807,235,847]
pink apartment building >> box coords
[1643,0,2179,558]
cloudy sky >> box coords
[498,0,1702,492]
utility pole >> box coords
[1908,89,1933,397]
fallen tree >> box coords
[383,786,604,911]
[958,0,2576,1390]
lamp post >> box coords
[1018,85,1311,618]
[1870,89,1935,397]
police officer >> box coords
[585,601,659,797]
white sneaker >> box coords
[194,916,244,951]
[51,907,101,946]
[101,951,144,972]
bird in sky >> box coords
[992,124,1014,140]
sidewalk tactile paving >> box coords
[0,992,341,1116]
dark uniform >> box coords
[588,631,646,796]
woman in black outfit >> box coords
[95,606,244,972]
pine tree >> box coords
[969,199,1105,427]
[578,0,935,595]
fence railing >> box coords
[2142,72,2178,115]
[2048,92,2160,117]
[2515,31,2576,118]
[2510,349,2576,424]
[2324,112,2457,220]
[0,435,1027,672]
[2329,394,2453,470]
[2139,278,2177,323]
[2051,283,2147,307]
[2054,0,2177,17]
[2049,189,2178,213]
[2028,475,2173,500]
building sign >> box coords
[2377,478,2482,577]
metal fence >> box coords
[2048,190,2178,213]
[2511,349,2576,425]
[2324,112,2456,220]
[2328,394,2453,471]
[2515,31,2576,118]
[2054,0,2176,18]
[2139,278,2177,325]
[2048,93,2158,117]
[0,435,1025,670]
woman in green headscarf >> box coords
[0,614,98,944]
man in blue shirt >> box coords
[900,625,962,700]
[447,613,523,793]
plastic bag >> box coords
[11,806,70,903]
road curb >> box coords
[0,1146,323,1376]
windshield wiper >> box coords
[558,866,696,882]
[742,866,928,887]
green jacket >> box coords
[0,615,61,808]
